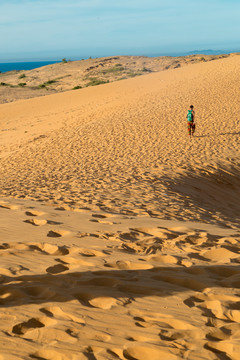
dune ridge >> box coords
[0,54,240,359]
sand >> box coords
[0,54,240,359]
[0,54,229,104]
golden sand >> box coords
[0,54,240,359]
[0,54,228,104]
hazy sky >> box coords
[0,0,240,61]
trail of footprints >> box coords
[0,201,240,359]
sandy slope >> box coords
[1,54,240,225]
[0,54,229,104]
[0,55,240,359]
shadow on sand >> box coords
[0,264,239,309]
[165,162,240,225]
[195,131,240,138]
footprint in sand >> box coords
[25,210,45,216]
[66,327,111,343]
[31,349,72,360]
[46,264,69,274]
[120,242,143,253]
[24,218,63,226]
[56,256,94,267]
[105,260,153,270]
[126,335,152,344]
[148,254,178,265]
[206,340,240,359]
[216,323,240,340]
[24,218,47,226]
[224,309,240,322]
[79,248,104,257]
[131,226,176,239]
[90,213,115,224]
[88,296,118,310]
[206,327,233,341]
[27,243,69,255]
[123,345,178,360]
[159,328,204,341]
[47,220,63,225]
[40,306,85,324]
[179,259,193,267]
[0,288,25,305]
[135,313,196,331]
[0,204,19,210]
[8,264,29,275]
[201,247,240,263]
[54,206,71,211]
[47,230,71,237]
[92,213,113,219]
[0,242,30,252]
[12,316,56,335]
[12,318,44,335]
[74,292,117,309]
[107,348,123,359]
[90,219,114,224]
[23,285,56,299]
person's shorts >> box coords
[188,121,195,133]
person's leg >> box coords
[188,122,192,135]
[192,123,195,135]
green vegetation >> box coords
[117,77,127,81]
[38,79,57,89]
[72,85,82,90]
[55,74,71,80]
[102,64,125,74]
[0,82,14,87]
[127,70,145,78]
[100,64,149,78]
[83,65,150,87]
[85,78,109,87]
[62,58,68,63]
[19,73,26,79]
[18,83,26,87]
[200,57,206,62]
[44,79,57,85]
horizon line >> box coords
[1,49,239,64]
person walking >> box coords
[187,105,195,136]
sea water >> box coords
[0,61,60,73]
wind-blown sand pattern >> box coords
[0,55,240,359]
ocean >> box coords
[0,61,60,73]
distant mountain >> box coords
[152,49,238,57]
[186,49,231,55]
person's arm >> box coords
[192,110,195,122]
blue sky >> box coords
[0,0,240,61]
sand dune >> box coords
[1,54,240,224]
[0,55,240,359]
[0,54,229,104]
